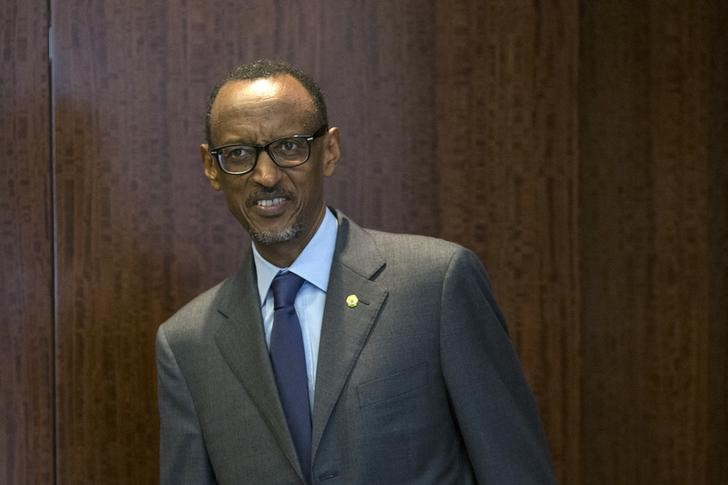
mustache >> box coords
[245,186,295,207]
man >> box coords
[156,59,556,484]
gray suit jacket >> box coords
[156,211,556,484]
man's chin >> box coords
[248,225,302,245]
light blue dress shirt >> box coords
[251,208,338,408]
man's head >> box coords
[200,60,340,267]
[204,59,329,147]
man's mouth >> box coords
[256,197,287,208]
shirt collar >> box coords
[252,207,338,307]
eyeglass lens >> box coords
[218,137,311,173]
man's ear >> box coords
[322,127,340,177]
[200,144,222,190]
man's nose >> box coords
[249,150,283,187]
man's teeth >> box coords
[257,197,285,207]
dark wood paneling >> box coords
[434,2,580,483]
[580,1,728,483]
[0,1,54,484]
[708,1,728,483]
[319,2,440,236]
[51,1,232,482]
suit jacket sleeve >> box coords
[156,324,216,485]
[439,248,556,484]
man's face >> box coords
[201,75,339,262]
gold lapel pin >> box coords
[346,294,359,308]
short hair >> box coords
[204,59,328,146]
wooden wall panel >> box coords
[580,1,728,483]
[318,2,440,236]
[707,1,728,483]
[434,2,580,483]
[0,1,54,484]
[51,1,230,482]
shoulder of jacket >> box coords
[158,277,229,338]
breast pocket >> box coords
[356,362,429,408]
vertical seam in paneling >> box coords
[47,0,58,483]
[572,2,582,484]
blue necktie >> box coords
[270,272,311,482]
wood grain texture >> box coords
[580,1,728,483]
[319,2,440,236]
[434,2,580,482]
[707,1,728,483]
[0,1,54,484]
[51,2,234,483]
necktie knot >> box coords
[272,272,305,310]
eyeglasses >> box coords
[209,125,328,175]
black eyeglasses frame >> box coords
[209,125,329,175]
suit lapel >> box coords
[311,215,388,459]
[210,214,388,476]
[213,254,303,480]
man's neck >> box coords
[255,244,299,268]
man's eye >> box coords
[279,139,304,152]
[224,147,253,159]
